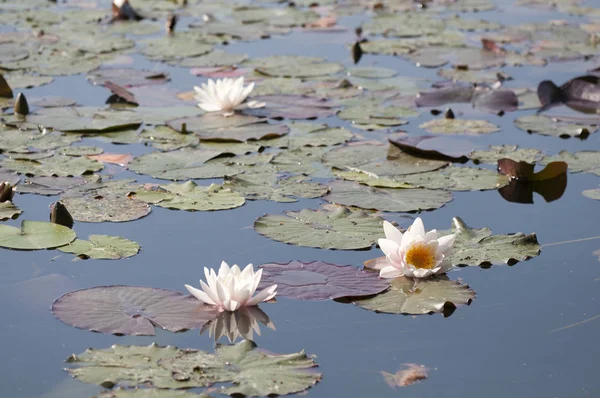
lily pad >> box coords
[514,114,597,139]
[58,146,103,156]
[352,276,474,316]
[27,107,142,133]
[323,143,448,177]
[66,340,320,395]
[140,36,213,62]
[337,105,417,129]
[540,151,600,176]
[133,182,245,211]
[129,148,241,180]
[258,261,389,300]
[470,145,544,165]
[261,123,353,149]
[420,118,500,135]
[139,126,199,151]
[96,389,207,398]
[87,68,169,87]
[325,180,453,212]
[224,174,329,203]
[246,95,338,120]
[1,155,103,177]
[583,189,600,200]
[388,135,471,162]
[399,166,510,191]
[0,220,75,250]
[254,204,385,250]
[58,235,140,260]
[53,286,218,336]
[15,176,86,196]
[256,62,343,78]
[0,201,21,221]
[60,195,150,223]
[5,74,53,89]
[441,217,541,267]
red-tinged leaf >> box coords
[482,38,506,55]
[87,153,133,167]
[498,158,568,182]
[190,67,248,78]
[382,364,429,389]
[104,80,138,105]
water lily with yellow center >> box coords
[185,261,277,312]
[193,77,265,117]
[378,218,456,279]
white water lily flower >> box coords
[193,77,265,117]
[185,261,277,312]
[378,218,456,279]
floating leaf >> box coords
[0,201,21,221]
[394,166,509,191]
[58,235,140,260]
[420,118,499,134]
[537,75,600,113]
[26,107,142,133]
[257,261,389,300]
[352,276,474,316]
[96,389,207,398]
[583,189,600,200]
[59,146,103,157]
[1,155,103,177]
[325,181,453,212]
[254,204,384,250]
[87,68,169,87]
[540,151,600,176]
[514,114,597,138]
[261,123,353,149]
[470,145,543,165]
[440,217,541,267]
[382,364,429,389]
[139,36,213,62]
[0,220,75,250]
[16,176,86,196]
[337,105,416,129]
[323,143,448,177]
[497,159,568,182]
[245,95,338,120]
[133,182,245,211]
[87,153,133,167]
[388,135,471,162]
[225,174,328,203]
[60,194,150,223]
[129,148,241,180]
[256,61,343,78]
[139,126,199,151]
[53,286,218,336]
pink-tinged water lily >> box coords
[185,261,277,312]
[378,218,456,279]
[193,77,265,117]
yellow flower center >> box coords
[405,243,437,269]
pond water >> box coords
[1,0,600,397]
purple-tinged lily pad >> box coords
[52,286,218,336]
[245,95,338,120]
[388,134,472,163]
[258,261,389,301]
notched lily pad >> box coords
[0,201,22,221]
[53,286,218,336]
[133,182,245,211]
[58,235,140,260]
[254,204,385,250]
[0,220,75,250]
[352,276,475,316]
[258,261,389,300]
[441,217,541,268]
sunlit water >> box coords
[1,0,600,397]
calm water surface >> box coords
[1,1,600,397]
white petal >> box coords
[379,265,404,279]
[424,229,438,242]
[246,284,277,306]
[383,220,404,245]
[200,280,221,305]
[410,217,425,237]
[245,100,265,109]
[378,238,400,258]
[437,259,455,274]
[185,284,216,305]
[218,261,231,277]
[411,268,435,279]
[198,102,222,112]
[437,233,455,254]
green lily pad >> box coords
[540,151,600,176]
[583,189,600,200]
[133,182,245,211]
[0,129,81,153]
[139,126,199,151]
[4,73,54,89]
[129,148,241,181]
[438,69,510,84]
[260,123,353,149]
[337,105,417,129]
[325,181,453,212]
[441,217,541,267]
[67,340,320,395]
[58,146,103,156]
[347,67,397,79]
[0,201,21,221]
[225,174,329,203]
[1,155,103,177]
[87,68,170,88]
[420,118,500,134]
[470,145,544,165]
[176,50,248,67]
[16,176,86,196]
[140,35,213,62]
[514,114,597,138]
[232,5,319,27]
[256,61,344,78]
[0,220,75,250]
[336,166,509,191]
[352,276,475,316]
[27,107,142,133]
[195,123,289,142]
[58,235,140,260]
[364,13,445,37]
[254,204,385,250]
[323,143,448,177]
[96,389,208,398]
